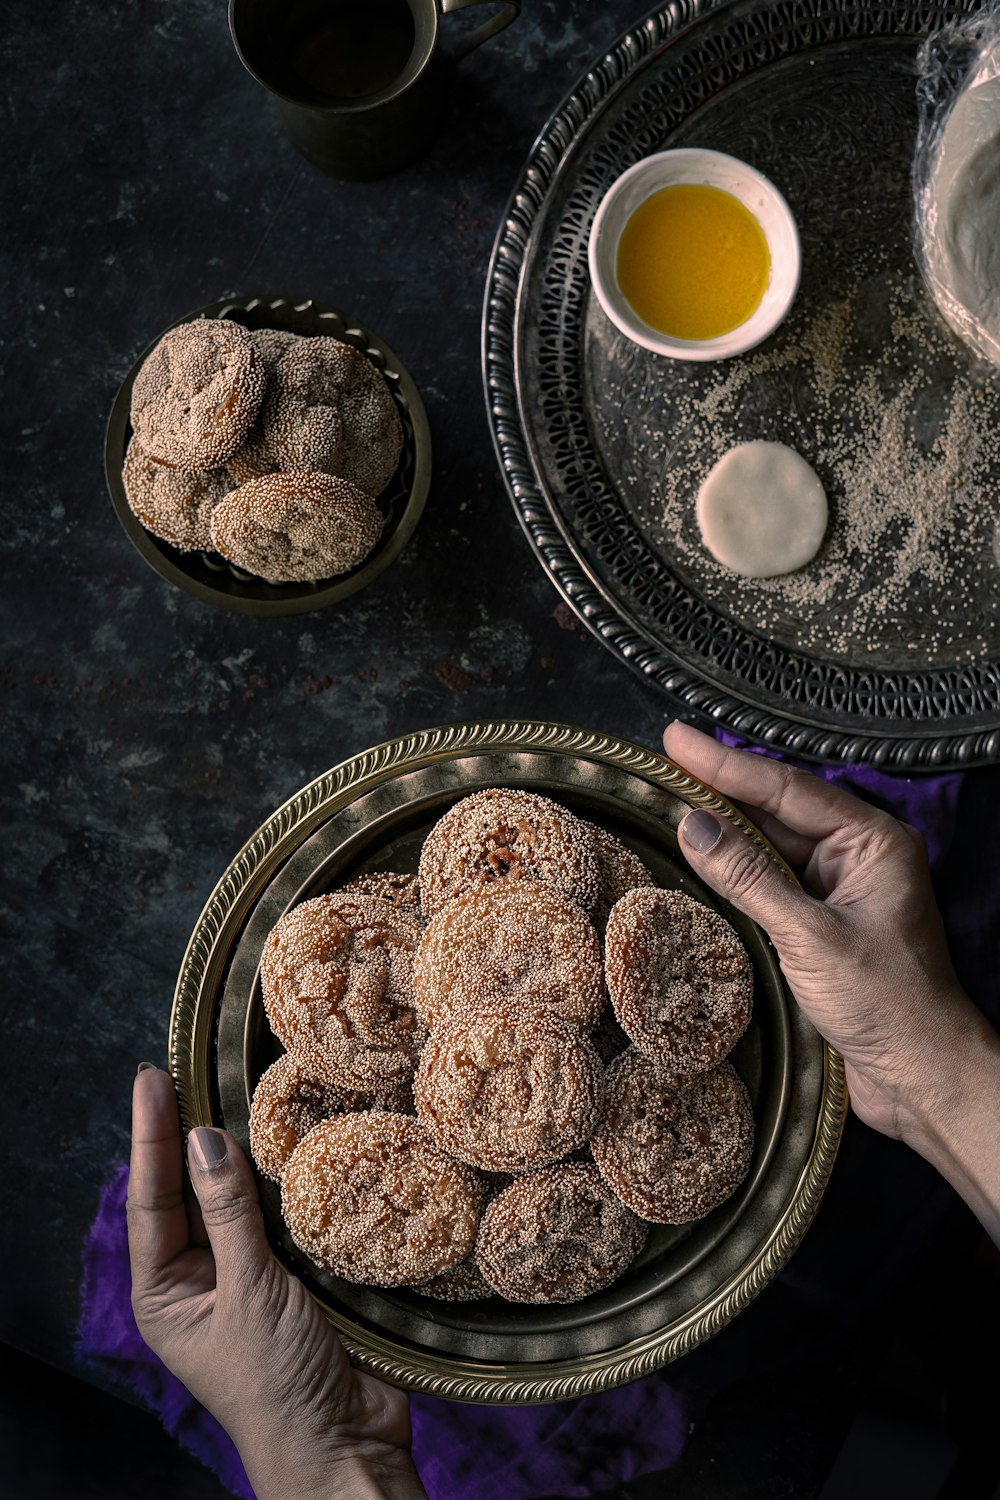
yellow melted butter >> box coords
[616,184,770,341]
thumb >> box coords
[677,808,817,950]
[186,1126,273,1285]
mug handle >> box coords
[441,0,521,64]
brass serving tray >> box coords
[169,720,846,1403]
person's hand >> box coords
[662,721,1000,1240]
[127,1067,428,1500]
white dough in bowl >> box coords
[695,440,828,578]
[923,74,1000,365]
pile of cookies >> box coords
[248,788,756,1305]
[123,317,403,583]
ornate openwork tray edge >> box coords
[481,0,1000,770]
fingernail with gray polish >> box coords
[681,809,724,853]
[136,1061,157,1075]
[188,1127,228,1172]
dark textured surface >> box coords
[2,1,998,1497]
[1,0,671,1375]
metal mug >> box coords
[229,0,521,179]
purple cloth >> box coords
[75,1166,688,1500]
[76,737,997,1499]
[715,732,962,866]
[77,1161,256,1500]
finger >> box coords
[185,1127,274,1291]
[183,1170,210,1251]
[127,1066,192,1284]
[727,797,820,874]
[676,806,822,949]
[663,721,876,842]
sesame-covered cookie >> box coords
[260,893,426,1088]
[414,997,603,1173]
[248,1052,413,1184]
[281,1112,483,1287]
[231,335,403,496]
[606,887,753,1073]
[129,318,264,469]
[413,878,605,1032]
[475,1162,646,1303]
[122,437,230,552]
[418,788,603,923]
[591,1050,755,1224]
[209,470,382,583]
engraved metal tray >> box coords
[106,294,431,616]
[169,721,846,1403]
[483,0,1000,769]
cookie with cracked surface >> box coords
[129,317,264,469]
[591,1049,754,1224]
[209,470,382,583]
[606,887,753,1073]
[260,893,426,1088]
[248,1052,413,1184]
[122,437,230,552]
[475,1162,646,1303]
[412,878,604,1033]
[281,1111,482,1287]
[418,788,602,924]
[240,335,403,496]
[414,997,603,1174]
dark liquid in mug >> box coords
[290,0,416,99]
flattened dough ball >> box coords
[696,440,827,577]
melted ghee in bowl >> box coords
[616,184,771,341]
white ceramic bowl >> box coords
[588,147,801,360]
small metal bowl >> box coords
[105,294,432,616]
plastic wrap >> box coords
[914,5,1000,365]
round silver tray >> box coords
[106,294,431,616]
[482,0,1000,769]
[169,720,846,1403]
